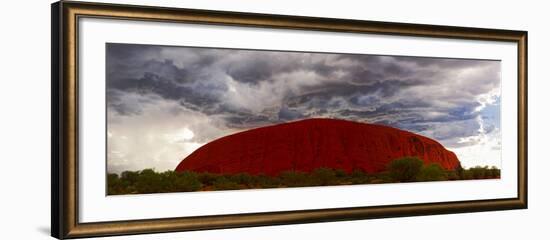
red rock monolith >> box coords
[175,118,460,176]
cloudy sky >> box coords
[106,43,501,173]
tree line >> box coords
[108,157,500,195]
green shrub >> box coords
[212,176,241,190]
[489,166,501,178]
[107,173,122,194]
[120,170,139,185]
[134,169,163,193]
[197,172,219,185]
[446,171,459,180]
[416,163,446,182]
[349,169,370,184]
[311,168,338,186]
[334,169,348,178]
[387,157,424,182]
[254,174,280,188]
[279,170,310,187]
[173,171,202,192]
[455,163,465,179]
[456,165,501,180]
[228,173,255,187]
[471,166,488,179]
[462,169,474,180]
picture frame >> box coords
[51,1,527,239]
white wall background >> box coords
[0,0,547,239]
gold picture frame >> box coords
[51,1,527,239]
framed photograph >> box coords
[51,1,527,239]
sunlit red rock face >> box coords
[175,118,460,176]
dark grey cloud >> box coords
[106,43,501,148]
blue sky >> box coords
[106,43,501,173]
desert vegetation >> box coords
[107,157,500,195]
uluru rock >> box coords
[175,118,460,176]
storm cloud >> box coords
[106,43,502,172]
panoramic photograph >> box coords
[106,43,502,195]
